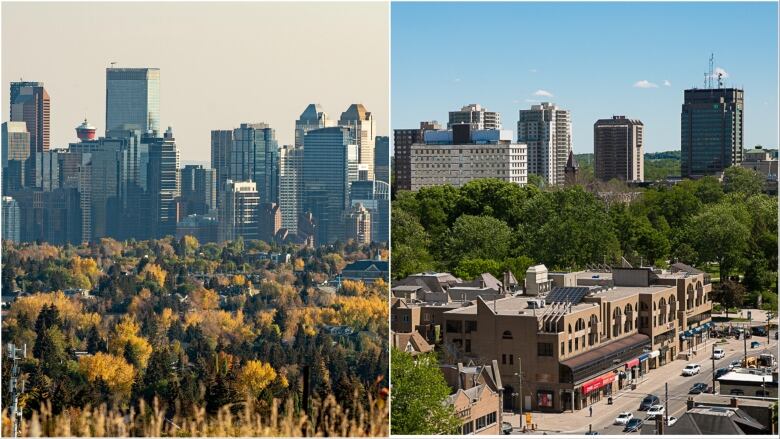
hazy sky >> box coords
[2,2,389,163]
[393,2,779,153]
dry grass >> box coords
[2,395,388,437]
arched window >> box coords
[695,281,703,307]
[575,318,585,332]
[687,284,694,309]
[612,307,623,338]
[588,315,599,346]
[658,298,667,325]
[624,304,634,332]
[668,295,677,323]
[568,324,573,334]
[502,330,513,339]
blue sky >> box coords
[392,2,779,153]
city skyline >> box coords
[1,2,389,162]
[392,1,778,153]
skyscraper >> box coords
[393,121,440,191]
[374,135,389,183]
[2,196,20,243]
[278,144,302,235]
[295,104,332,148]
[181,165,216,216]
[302,127,358,245]
[219,180,259,242]
[211,129,233,191]
[681,88,744,177]
[345,203,372,245]
[594,116,644,182]
[350,179,389,243]
[517,102,571,186]
[2,121,30,169]
[448,104,500,130]
[146,127,181,238]
[105,68,161,136]
[212,123,279,205]
[339,104,375,180]
[10,82,50,154]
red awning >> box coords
[626,358,640,368]
[581,371,617,394]
[601,372,617,385]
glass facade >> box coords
[106,68,161,136]
[302,127,358,245]
[681,88,743,177]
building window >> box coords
[462,421,474,435]
[402,315,410,322]
[465,320,477,333]
[446,320,463,334]
[502,354,506,364]
[502,330,513,339]
[538,343,553,357]
[465,339,472,353]
[509,354,514,365]
[561,342,565,355]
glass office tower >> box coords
[105,68,161,136]
[681,88,744,177]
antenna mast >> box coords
[707,53,715,89]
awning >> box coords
[626,358,640,368]
[581,371,617,394]
[649,350,660,359]
[638,353,650,361]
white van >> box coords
[712,347,725,359]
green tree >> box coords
[390,348,461,435]
[714,280,746,317]
[688,203,750,281]
[391,208,434,279]
[454,258,501,280]
[446,215,512,265]
[502,255,535,283]
[723,166,764,196]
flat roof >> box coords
[445,295,599,316]
[718,371,777,383]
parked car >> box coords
[501,422,512,435]
[712,348,725,359]
[752,327,767,336]
[751,341,761,348]
[682,364,701,376]
[715,367,730,379]
[614,412,634,425]
[689,382,709,394]
[729,360,742,370]
[647,405,665,418]
[639,394,660,411]
[666,416,678,426]
[624,418,643,433]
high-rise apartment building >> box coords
[593,116,644,182]
[219,180,260,242]
[295,104,332,148]
[410,125,527,190]
[2,196,20,243]
[339,104,375,180]
[681,88,744,177]
[2,121,31,169]
[448,104,500,130]
[345,203,372,245]
[180,165,216,216]
[146,128,181,238]
[350,179,389,243]
[393,121,440,191]
[278,144,302,235]
[105,68,161,136]
[374,135,389,184]
[302,127,359,245]
[10,82,50,154]
[517,103,571,186]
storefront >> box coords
[581,371,616,406]
[648,350,660,369]
[638,353,650,375]
[625,357,640,382]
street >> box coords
[511,331,777,435]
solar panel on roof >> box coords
[545,286,590,305]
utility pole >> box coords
[664,381,669,434]
[517,355,523,423]
[743,325,748,366]
[8,343,27,438]
[711,344,716,394]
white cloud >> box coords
[713,67,729,79]
[633,80,659,89]
[663,80,671,87]
[453,78,461,83]
[533,89,554,97]
[529,68,538,73]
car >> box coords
[689,382,709,394]
[501,421,512,435]
[682,363,701,376]
[647,405,665,418]
[712,348,725,359]
[624,418,643,433]
[614,412,634,425]
[666,416,678,426]
[751,341,761,348]
[729,360,742,370]
[639,394,660,411]
[715,367,730,379]
[752,327,767,336]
